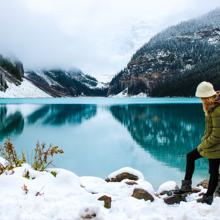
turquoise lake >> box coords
[0,98,209,188]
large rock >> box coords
[132,188,154,202]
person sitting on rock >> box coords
[175,81,220,205]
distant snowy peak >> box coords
[25,69,108,97]
[26,69,108,88]
[150,7,220,44]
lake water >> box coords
[0,98,209,188]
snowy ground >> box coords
[0,79,51,98]
[0,159,219,220]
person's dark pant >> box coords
[184,148,220,196]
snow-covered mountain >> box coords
[0,53,109,97]
[108,8,220,97]
[0,79,51,98]
[0,55,50,98]
[25,69,108,97]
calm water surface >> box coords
[0,98,208,187]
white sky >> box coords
[0,0,220,82]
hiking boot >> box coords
[197,194,213,205]
[174,180,192,194]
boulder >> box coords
[132,188,154,202]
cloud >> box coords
[0,0,219,81]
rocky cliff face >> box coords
[108,8,220,97]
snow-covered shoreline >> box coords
[0,159,219,220]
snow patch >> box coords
[110,89,148,98]
[0,157,219,220]
[157,181,178,194]
[0,79,51,98]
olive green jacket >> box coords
[197,96,220,159]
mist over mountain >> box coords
[1,8,220,97]
[0,55,108,97]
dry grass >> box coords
[32,141,64,171]
[0,139,64,174]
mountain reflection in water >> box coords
[0,101,209,185]
[109,104,207,171]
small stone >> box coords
[132,188,154,202]
[98,195,112,209]
[106,172,139,182]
